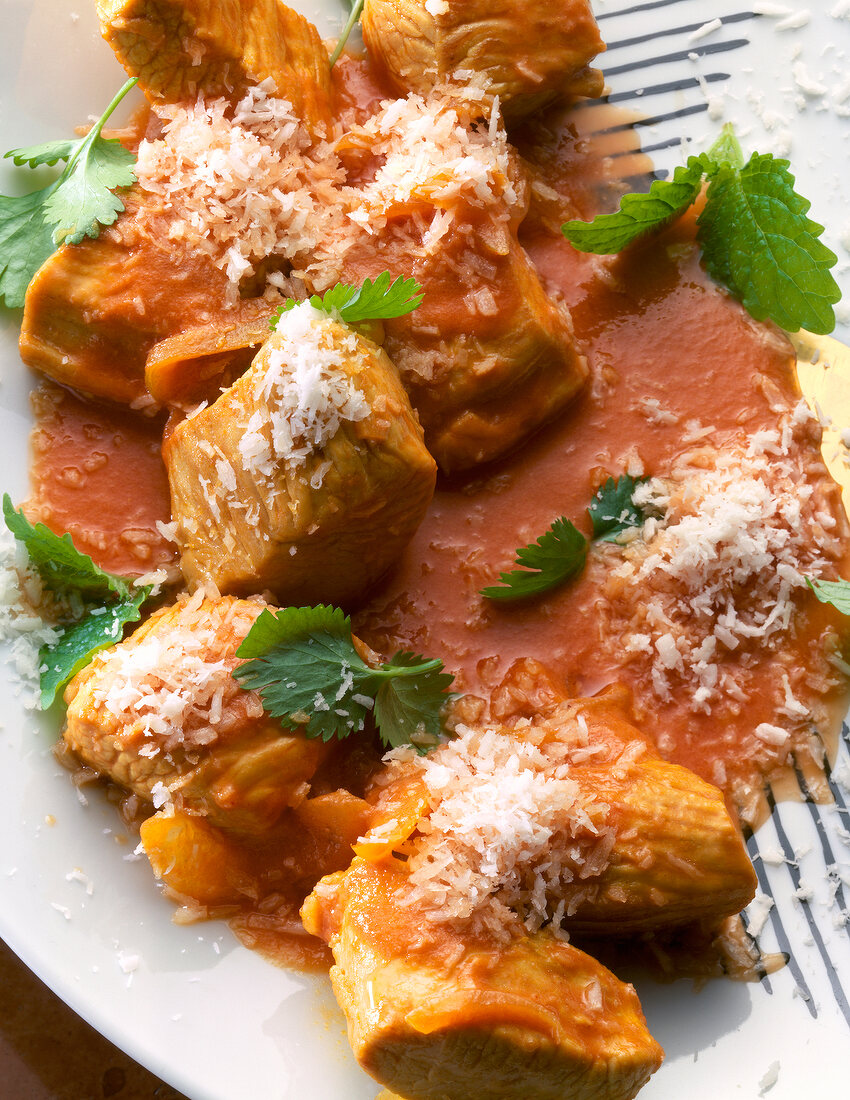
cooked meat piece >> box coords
[63,593,329,833]
[18,187,269,405]
[302,858,664,1100]
[163,306,437,605]
[361,0,605,121]
[357,672,756,936]
[96,0,333,135]
[145,314,275,406]
[345,229,588,474]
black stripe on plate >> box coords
[591,101,709,135]
[766,787,850,1028]
[603,11,757,53]
[604,39,751,77]
[745,831,810,1008]
[609,134,687,158]
[792,760,850,950]
[605,71,729,104]
[596,0,709,22]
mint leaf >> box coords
[3,494,153,706]
[0,78,137,306]
[561,125,840,334]
[480,517,588,601]
[806,576,850,616]
[3,495,131,599]
[588,475,647,543]
[38,590,148,709]
[271,271,423,330]
[703,126,744,172]
[698,153,839,335]
[562,160,704,254]
[0,186,61,307]
[234,605,453,749]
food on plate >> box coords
[302,860,664,1100]
[63,592,330,832]
[163,303,437,603]
[1,0,848,1098]
[360,0,605,120]
[95,0,334,133]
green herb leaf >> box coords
[38,590,148,709]
[0,185,61,307]
[697,153,840,335]
[3,494,153,706]
[271,271,423,330]
[3,494,130,600]
[588,475,647,543]
[481,475,653,601]
[44,127,137,247]
[6,139,78,169]
[561,124,840,334]
[0,78,138,307]
[480,517,588,601]
[373,652,454,750]
[234,605,453,749]
[562,160,704,254]
[805,576,850,616]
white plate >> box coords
[1,2,849,1098]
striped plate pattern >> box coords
[593,0,850,1040]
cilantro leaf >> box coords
[38,591,148,709]
[3,494,153,706]
[6,139,79,169]
[271,271,423,330]
[805,576,850,616]
[561,124,840,335]
[45,128,136,247]
[562,160,704,254]
[588,475,647,543]
[480,517,588,601]
[373,652,454,750]
[234,605,453,750]
[329,0,366,68]
[234,605,375,742]
[481,475,652,601]
[0,78,137,307]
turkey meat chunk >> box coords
[302,858,663,1100]
[164,304,437,605]
[361,0,605,121]
[63,593,328,833]
[18,187,269,405]
[96,0,333,135]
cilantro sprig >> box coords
[0,78,138,308]
[806,576,850,617]
[481,475,647,601]
[3,495,153,707]
[562,125,841,335]
[270,272,423,330]
[329,0,366,68]
[233,605,453,751]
